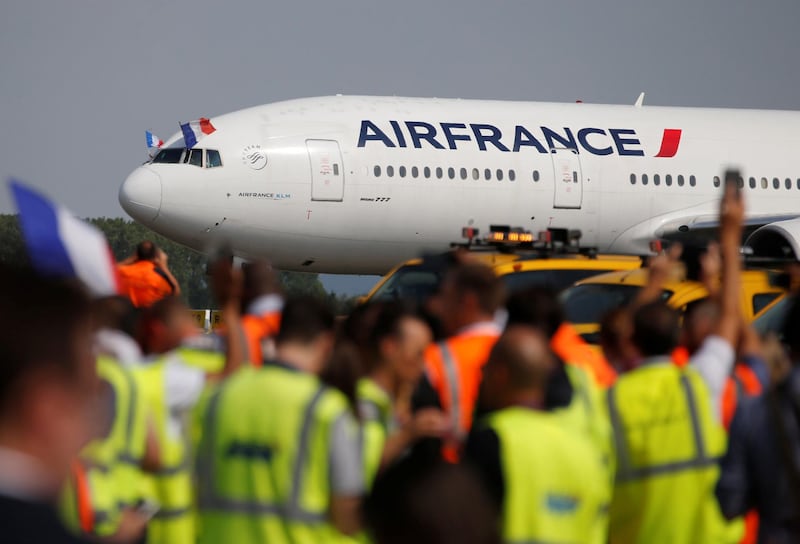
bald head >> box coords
[242,260,281,308]
[481,326,555,410]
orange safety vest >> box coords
[425,323,500,462]
[550,323,617,388]
[241,311,281,367]
[70,460,94,534]
[117,261,175,308]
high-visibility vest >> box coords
[241,311,282,367]
[133,359,195,544]
[554,364,614,481]
[483,407,610,544]
[61,356,147,537]
[357,378,392,483]
[424,326,500,461]
[196,364,360,544]
[117,260,175,308]
[607,362,737,544]
[551,323,617,387]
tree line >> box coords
[0,214,361,313]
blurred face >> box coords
[150,305,199,354]
[27,318,98,493]
[386,318,433,385]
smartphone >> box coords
[724,169,742,195]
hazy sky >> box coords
[2,0,799,293]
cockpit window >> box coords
[206,149,222,168]
[186,148,203,167]
[152,148,185,163]
[151,148,222,168]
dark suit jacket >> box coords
[0,493,89,544]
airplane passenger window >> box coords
[448,167,455,179]
[411,166,419,178]
[797,179,800,190]
[642,174,648,186]
[509,170,516,181]
[374,165,381,177]
[533,170,540,182]
[665,174,672,186]
[761,177,768,189]
[496,169,504,181]
[472,168,480,181]
[689,175,696,187]
[773,177,779,189]
[460,168,467,180]
[749,177,756,189]
[654,174,661,186]
[152,148,185,164]
[399,166,406,178]
[485,169,492,181]
[436,167,443,179]
[677,175,685,187]
[186,148,203,167]
[424,166,431,179]
[713,176,721,188]
[786,178,792,190]
[206,149,223,168]
[630,174,636,185]
[387,166,394,178]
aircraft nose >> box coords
[119,167,162,222]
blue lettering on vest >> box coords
[577,128,613,156]
[358,120,395,148]
[609,128,645,156]
[440,123,472,150]
[226,442,275,462]
[512,125,547,153]
[470,124,509,152]
[546,494,579,513]
[405,121,445,149]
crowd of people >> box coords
[1,183,799,544]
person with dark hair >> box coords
[355,302,446,482]
[364,459,501,544]
[606,182,745,543]
[465,326,609,543]
[414,262,505,462]
[118,240,180,308]
[0,264,95,543]
[196,296,365,543]
[717,294,800,543]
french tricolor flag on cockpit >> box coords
[10,180,121,296]
[145,130,163,148]
[180,117,216,148]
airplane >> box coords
[119,95,800,274]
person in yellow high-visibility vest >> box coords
[196,296,365,544]
[348,302,446,484]
[465,326,610,544]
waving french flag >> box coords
[180,117,216,148]
[10,180,120,296]
[145,130,164,148]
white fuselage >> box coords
[119,95,800,274]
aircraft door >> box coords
[551,148,582,209]
[307,139,345,202]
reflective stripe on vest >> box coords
[607,372,716,483]
[197,384,328,523]
[438,341,463,439]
